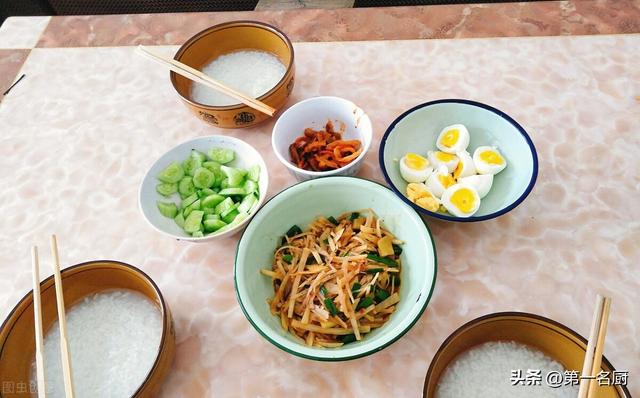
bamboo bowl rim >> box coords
[170,20,295,111]
[423,311,632,398]
[0,260,172,397]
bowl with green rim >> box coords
[234,176,437,361]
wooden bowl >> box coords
[0,260,175,397]
[423,312,631,398]
[171,21,295,129]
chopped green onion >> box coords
[366,268,384,274]
[324,298,338,315]
[356,296,374,310]
[351,282,361,295]
[327,216,339,225]
[375,289,390,302]
[282,254,293,264]
[322,238,329,244]
[320,285,328,296]
[340,334,357,344]
[367,253,398,267]
[349,212,360,221]
[286,225,302,237]
[392,244,403,256]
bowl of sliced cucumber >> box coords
[139,135,268,242]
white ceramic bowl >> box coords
[139,135,269,242]
[272,96,372,181]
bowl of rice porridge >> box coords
[423,312,631,398]
[0,260,175,398]
[171,21,295,129]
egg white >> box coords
[436,124,470,154]
[425,165,455,198]
[427,151,459,174]
[458,174,493,198]
[441,183,481,217]
[453,150,476,180]
[399,154,433,183]
[473,146,507,175]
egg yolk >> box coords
[435,151,457,162]
[440,129,459,148]
[416,196,439,212]
[450,188,476,213]
[438,174,455,188]
[406,183,430,201]
[479,150,504,165]
[405,153,429,170]
[453,161,464,179]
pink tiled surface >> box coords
[0,35,638,396]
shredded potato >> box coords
[261,210,402,347]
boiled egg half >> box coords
[425,165,455,198]
[441,183,481,217]
[436,124,470,153]
[427,151,459,173]
[458,174,493,198]
[452,150,476,180]
[399,153,432,183]
[473,146,507,175]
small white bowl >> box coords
[139,135,269,242]
[271,96,372,181]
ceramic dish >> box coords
[234,176,436,361]
[423,312,631,398]
[0,260,175,398]
[380,99,538,222]
[171,20,295,128]
[272,96,372,181]
[139,135,269,242]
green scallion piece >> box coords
[286,225,302,237]
[282,254,293,264]
[324,298,338,315]
[367,253,398,267]
[375,289,390,302]
[340,334,357,344]
[351,282,361,295]
[327,216,339,225]
[349,212,360,221]
[392,244,403,256]
[366,268,384,274]
[356,296,374,310]
[320,285,328,296]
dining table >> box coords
[0,1,639,396]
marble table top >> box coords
[0,3,639,397]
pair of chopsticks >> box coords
[578,294,612,398]
[32,235,75,398]
[136,45,276,117]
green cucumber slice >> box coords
[183,199,201,217]
[178,177,196,198]
[222,208,239,224]
[174,213,185,228]
[214,197,234,215]
[181,193,198,209]
[191,150,207,163]
[208,147,235,164]
[202,161,221,173]
[204,218,227,232]
[156,182,177,197]
[157,201,178,218]
[247,165,260,182]
[158,162,184,183]
[205,214,220,221]
[243,180,258,195]
[184,210,204,233]
[183,151,203,176]
[218,188,246,196]
[237,194,257,214]
[197,188,215,198]
[220,165,245,187]
[202,194,225,209]
[193,167,215,189]
[192,231,204,237]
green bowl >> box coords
[380,99,538,222]
[234,176,437,361]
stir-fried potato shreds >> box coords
[261,209,402,347]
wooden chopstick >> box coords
[587,297,612,397]
[578,294,612,398]
[136,45,276,117]
[31,246,47,398]
[50,235,75,398]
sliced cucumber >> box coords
[247,165,260,182]
[237,194,257,214]
[174,213,185,228]
[222,208,239,224]
[178,177,196,199]
[218,187,245,196]
[202,194,225,209]
[158,162,184,183]
[243,180,258,195]
[181,193,198,209]
[220,165,245,187]
[215,197,235,215]
[220,178,230,189]
[204,218,227,232]
[193,167,215,189]
[183,151,203,176]
[191,150,207,163]
[192,231,204,238]
[208,147,235,164]
[157,201,178,218]
[205,214,220,221]
[183,199,201,217]
[202,207,216,215]
[198,188,215,198]
[202,161,221,173]
[184,210,204,233]
[156,182,178,197]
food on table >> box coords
[261,210,402,347]
[441,183,481,217]
[435,341,578,398]
[452,150,476,180]
[399,153,433,183]
[458,174,493,199]
[473,146,507,175]
[155,147,260,237]
[397,123,507,217]
[436,124,470,154]
[426,166,455,199]
[288,121,363,172]
[33,290,162,398]
[191,50,286,106]
[427,150,459,173]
